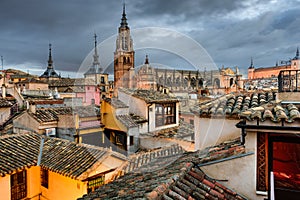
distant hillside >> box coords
[4,68,38,77]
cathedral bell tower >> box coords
[114,3,135,95]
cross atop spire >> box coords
[120,2,128,28]
[48,43,53,68]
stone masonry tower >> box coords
[114,3,135,96]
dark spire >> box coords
[120,3,128,28]
[144,54,149,64]
[292,47,299,60]
[94,33,97,49]
[248,57,254,69]
[93,33,100,67]
[48,43,53,68]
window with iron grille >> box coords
[11,170,27,200]
[41,168,49,188]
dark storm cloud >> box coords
[0,0,299,77]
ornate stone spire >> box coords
[48,43,53,68]
[120,3,128,28]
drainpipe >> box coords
[147,103,153,133]
[37,137,45,166]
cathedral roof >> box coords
[40,67,60,78]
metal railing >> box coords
[278,70,300,92]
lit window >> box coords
[87,175,105,193]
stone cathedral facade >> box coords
[113,5,242,96]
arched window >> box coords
[127,57,130,63]
[230,78,234,87]
[123,57,126,64]
[184,77,188,87]
[176,77,180,86]
[167,77,172,86]
[199,78,204,88]
[214,78,220,88]
[191,77,196,88]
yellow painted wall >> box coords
[0,167,41,200]
[0,174,10,200]
[41,171,87,200]
[27,166,41,200]
[101,101,127,132]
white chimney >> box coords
[2,84,6,98]
[29,102,36,114]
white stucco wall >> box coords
[201,132,266,200]
[194,116,241,150]
[118,90,148,118]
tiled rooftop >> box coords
[31,107,73,122]
[120,88,179,103]
[240,103,300,123]
[0,98,13,108]
[28,99,64,105]
[117,114,147,128]
[142,121,194,141]
[103,97,128,109]
[192,92,276,119]
[0,133,126,179]
[79,139,247,200]
[0,133,40,176]
[49,78,76,87]
[30,105,101,123]
[18,77,47,84]
[123,144,185,174]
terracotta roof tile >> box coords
[116,114,146,128]
[0,133,126,179]
[192,92,276,119]
[103,97,128,108]
[120,88,179,103]
[0,98,13,108]
[0,133,40,176]
[79,139,247,200]
[240,103,300,123]
[49,78,76,87]
[30,105,100,123]
[142,121,194,141]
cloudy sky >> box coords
[1,0,300,78]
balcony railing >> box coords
[278,70,300,92]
